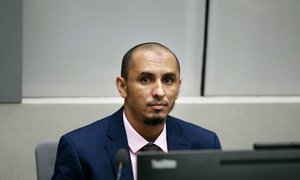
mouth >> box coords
[148,102,168,111]
[151,104,165,111]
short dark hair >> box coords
[121,42,180,80]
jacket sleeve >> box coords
[52,135,85,180]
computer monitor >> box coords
[137,149,300,180]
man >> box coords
[52,42,221,180]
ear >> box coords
[116,76,127,98]
[176,79,182,99]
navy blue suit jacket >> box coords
[52,107,221,180]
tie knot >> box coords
[140,143,162,152]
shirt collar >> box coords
[123,111,168,154]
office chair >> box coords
[35,141,58,180]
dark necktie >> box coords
[140,143,162,152]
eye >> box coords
[163,76,175,84]
[140,76,151,84]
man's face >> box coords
[121,48,181,126]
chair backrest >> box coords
[35,141,58,180]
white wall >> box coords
[22,0,300,97]
[205,0,300,95]
[1,98,300,179]
[22,0,205,97]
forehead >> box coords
[130,48,179,74]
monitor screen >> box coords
[137,149,300,180]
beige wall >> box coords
[1,98,300,179]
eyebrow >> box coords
[138,71,154,77]
[163,72,177,77]
[138,71,177,78]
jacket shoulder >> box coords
[167,116,221,149]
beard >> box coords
[143,101,176,126]
[143,117,166,126]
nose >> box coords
[152,80,165,99]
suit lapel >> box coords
[166,116,191,151]
[104,107,134,180]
